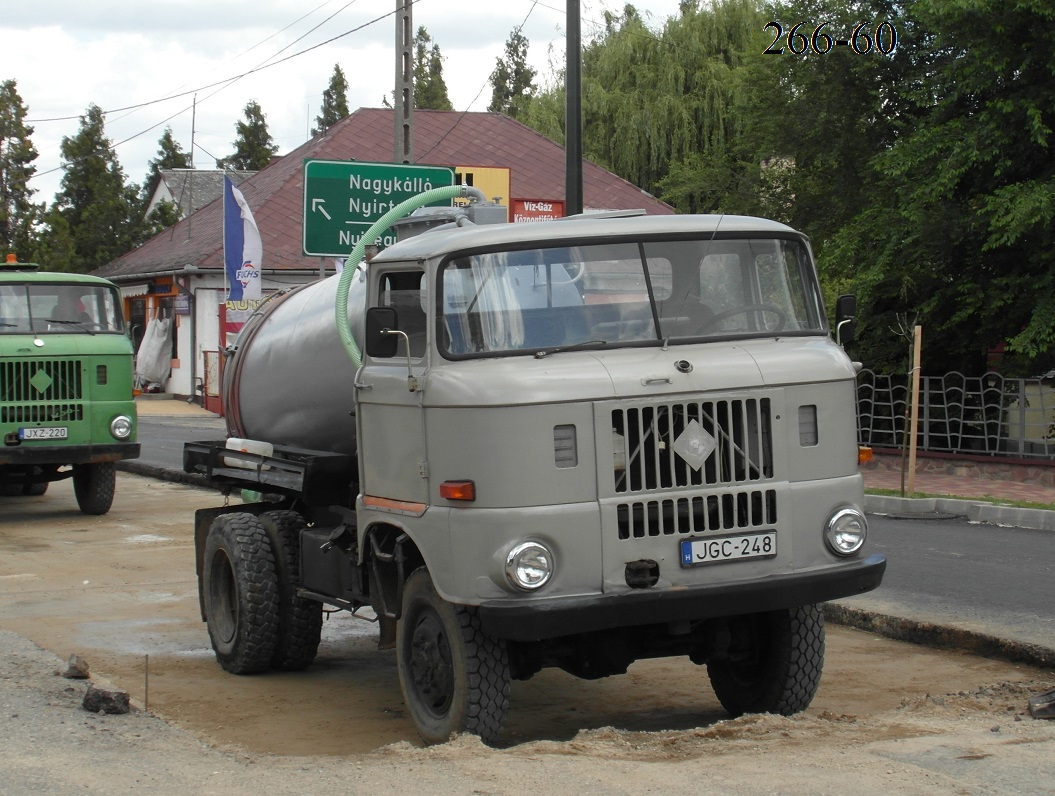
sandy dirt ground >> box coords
[1,473,1053,794]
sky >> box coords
[5,0,684,208]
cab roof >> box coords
[372,213,806,264]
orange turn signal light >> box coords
[858,446,874,465]
[440,480,476,501]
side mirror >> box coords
[365,307,399,358]
[834,294,856,347]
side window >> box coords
[379,270,426,358]
[0,285,31,333]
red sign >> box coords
[512,199,564,223]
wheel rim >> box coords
[207,550,238,645]
[408,610,454,718]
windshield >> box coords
[439,237,824,356]
[0,283,125,334]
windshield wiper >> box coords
[44,319,97,335]
[534,339,608,359]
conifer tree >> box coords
[0,79,42,259]
[313,64,350,135]
[47,104,142,272]
[488,29,536,118]
[217,101,278,171]
[413,28,453,110]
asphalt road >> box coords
[127,414,1055,665]
[841,514,1055,655]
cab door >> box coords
[355,268,429,505]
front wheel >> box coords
[73,462,115,515]
[202,513,280,674]
[707,604,825,717]
[396,568,510,746]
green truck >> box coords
[0,256,139,514]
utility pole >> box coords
[565,0,583,215]
[394,0,414,163]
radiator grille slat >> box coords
[616,488,778,539]
[0,360,85,424]
[612,397,773,494]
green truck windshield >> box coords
[0,283,125,335]
[440,237,824,356]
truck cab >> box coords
[0,258,139,513]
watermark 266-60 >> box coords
[764,21,898,55]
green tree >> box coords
[488,29,536,118]
[414,27,453,110]
[145,127,191,185]
[313,64,350,135]
[45,104,142,273]
[217,100,278,171]
[827,0,1055,374]
[0,79,43,259]
[139,127,191,234]
[521,1,764,208]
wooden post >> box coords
[907,325,922,493]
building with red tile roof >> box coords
[94,108,673,403]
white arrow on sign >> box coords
[312,198,331,220]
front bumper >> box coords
[0,442,141,468]
[477,553,886,642]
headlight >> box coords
[110,415,133,440]
[825,507,867,556]
[504,541,554,591]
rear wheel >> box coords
[258,510,323,671]
[396,568,510,745]
[707,604,825,717]
[202,512,280,674]
[23,481,48,496]
[73,462,116,515]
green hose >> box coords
[335,184,481,368]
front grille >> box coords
[617,488,777,539]
[612,398,773,494]
[0,360,84,402]
[2,403,84,424]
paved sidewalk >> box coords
[862,454,1055,531]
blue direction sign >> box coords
[302,160,456,257]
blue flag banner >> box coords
[223,176,263,302]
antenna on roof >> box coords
[190,94,197,170]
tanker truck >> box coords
[184,192,885,746]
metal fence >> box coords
[856,369,1055,459]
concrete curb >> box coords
[865,494,1055,531]
[116,459,216,491]
[825,604,1055,670]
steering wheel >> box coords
[549,261,586,285]
[696,304,787,335]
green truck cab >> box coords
[0,257,139,514]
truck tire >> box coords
[258,510,323,671]
[72,462,115,515]
[203,512,280,674]
[706,604,824,717]
[396,568,510,746]
[23,481,48,496]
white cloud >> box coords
[7,0,681,205]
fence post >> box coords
[907,326,922,494]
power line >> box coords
[26,2,405,125]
